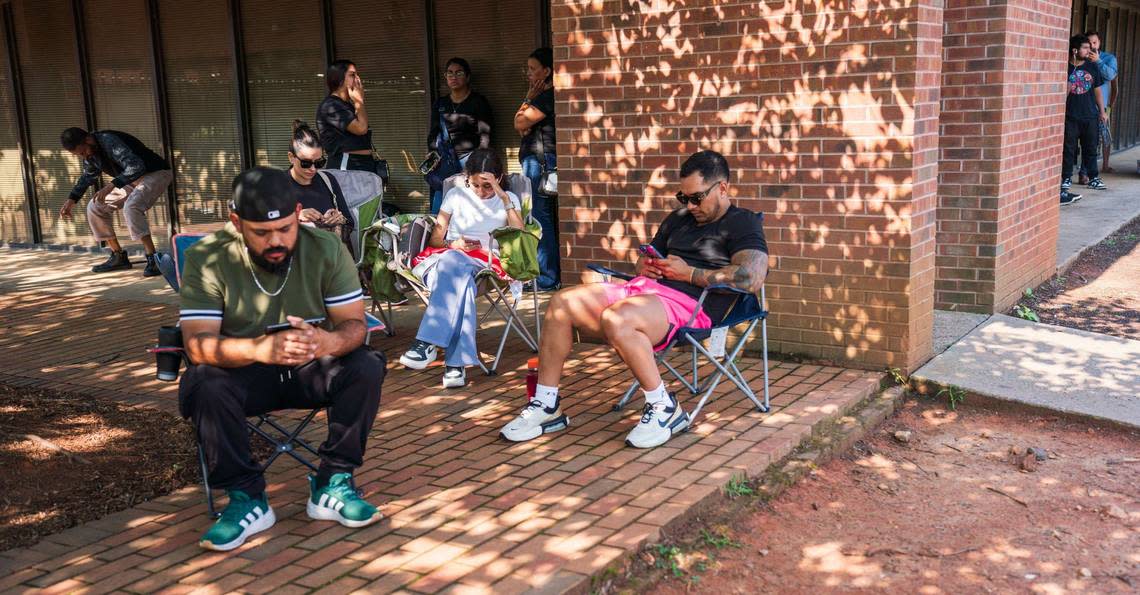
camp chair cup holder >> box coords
[152,325,185,382]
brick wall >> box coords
[551,0,942,371]
[936,0,1068,313]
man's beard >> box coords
[248,246,293,275]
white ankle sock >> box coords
[643,383,670,406]
[534,384,559,409]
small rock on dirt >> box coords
[893,430,912,443]
[758,548,769,556]
[1028,447,1047,461]
[1104,504,1128,519]
[1019,453,1039,472]
[639,551,655,566]
[981,429,994,438]
[1079,567,1093,578]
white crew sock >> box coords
[643,383,670,407]
[534,384,559,409]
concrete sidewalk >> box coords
[913,314,1140,429]
[1057,144,1140,273]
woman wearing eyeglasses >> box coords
[426,57,494,214]
[399,148,523,389]
[287,120,353,254]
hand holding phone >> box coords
[265,317,326,335]
[639,244,664,259]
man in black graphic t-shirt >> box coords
[1061,34,1108,192]
[496,150,769,450]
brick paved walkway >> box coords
[0,249,882,594]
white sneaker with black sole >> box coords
[500,399,570,441]
[625,395,690,449]
[442,366,466,388]
[399,339,438,370]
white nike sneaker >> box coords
[399,339,438,370]
[500,399,570,442]
[625,395,689,449]
[442,366,466,388]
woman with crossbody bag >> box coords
[424,57,494,214]
[287,121,354,257]
[514,47,560,292]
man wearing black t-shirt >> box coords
[1062,34,1109,192]
[498,150,769,449]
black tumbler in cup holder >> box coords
[155,325,184,381]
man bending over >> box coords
[500,150,768,449]
[179,168,385,551]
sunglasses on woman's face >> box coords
[293,154,327,169]
[675,181,722,206]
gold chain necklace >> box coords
[243,246,292,297]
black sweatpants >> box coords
[178,346,386,496]
[1062,117,1099,180]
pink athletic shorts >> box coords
[600,276,712,352]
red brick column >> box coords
[936,0,1069,313]
[551,0,942,371]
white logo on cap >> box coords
[267,210,280,219]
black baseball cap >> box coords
[230,167,298,222]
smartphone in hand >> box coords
[265,317,326,335]
[638,244,664,259]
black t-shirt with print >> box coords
[649,205,768,322]
[519,88,556,162]
[1067,61,1105,120]
[316,94,373,155]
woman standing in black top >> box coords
[514,47,560,291]
[316,60,374,172]
[427,57,494,214]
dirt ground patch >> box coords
[649,399,1140,594]
[0,382,200,552]
[1012,216,1140,340]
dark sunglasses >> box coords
[292,154,327,169]
[675,181,723,206]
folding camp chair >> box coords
[157,232,383,517]
[373,173,542,374]
[586,212,770,423]
[318,169,396,336]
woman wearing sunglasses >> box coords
[399,148,523,389]
[287,120,353,254]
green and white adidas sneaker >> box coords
[199,490,276,551]
[307,473,383,528]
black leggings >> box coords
[178,346,386,495]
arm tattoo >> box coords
[691,250,769,293]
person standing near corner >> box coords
[427,57,494,215]
[316,59,374,172]
[514,47,561,292]
[1082,30,1118,179]
[1061,34,1108,193]
[58,127,173,277]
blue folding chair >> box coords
[586,226,770,423]
[157,231,382,517]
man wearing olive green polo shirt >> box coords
[178,167,385,551]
